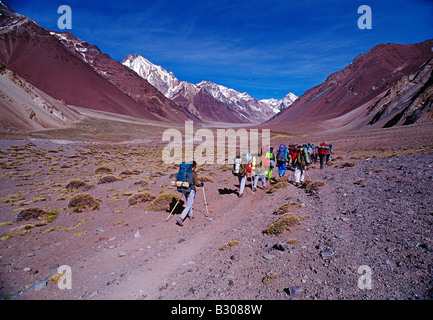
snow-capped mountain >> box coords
[261,93,298,113]
[122,54,181,97]
[122,54,297,124]
[0,2,194,123]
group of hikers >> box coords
[172,142,332,227]
[232,142,332,197]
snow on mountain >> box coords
[261,93,298,113]
[122,54,297,123]
[122,54,181,97]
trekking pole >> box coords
[288,170,293,182]
[165,192,184,222]
[305,167,311,180]
[202,186,210,217]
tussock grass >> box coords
[199,176,213,183]
[353,178,366,185]
[219,240,240,250]
[273,202,303,215]
[262,274,278,284]
[300,180,325,196]
[16,207,47,222]
[97,175,120,184]
[264,213,309,235]
[146,193,180,211]
[95,165,113,174]
[120,169,142,175]
[65,179,88,190]
[340,162,356,168]
[267,180,288,194]
[128,192,157,206]
[68,193,99,209]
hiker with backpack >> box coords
[326,143,332,164]
[252,148,271,193]
[276,144,288,178]
[289,145,297,169]
[318,142,330,169]
[175,161,203,227]
[232,153,251,198]
[264,146,275,180]
[293,145,311,186]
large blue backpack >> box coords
[276,144,287,162]
[174,162,194,193]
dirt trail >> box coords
[1,127,432,300]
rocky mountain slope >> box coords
[0,2,194,125]
[266,39,433,133]
[0,62,82,133]
[122,54,297,124]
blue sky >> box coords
[7,0,433,99]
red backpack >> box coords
[318,142,329,156]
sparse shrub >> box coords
[263,213,309,235]
[120,169,142,175]
[65,179,88,190]
[262,274,278,284]
[134,179,148,187]
[219,240,240,250]
[95,165,112,174]
[300,180,325,196]
[267,181,288,194]
[151,171,165,178]
[199,176,213,183]
[68,193,99,209]
[16,207,47,222]
[97,175,120,184]
[273,203,291,215]
[273,202,303,215]
[146,193,180,211]
[353,178,366,185]
[128,192,157,206]
[340,162,356,168]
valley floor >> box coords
[0,123,432,300]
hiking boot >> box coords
[238,193,243,198]
[253,187,256,193]
[188,216,195,221]
[176,217,183,227]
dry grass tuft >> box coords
[16,207,47,222]
[219,240,240,250]
[65,179,88,190]
[264,212,309,235]
[267,180,288,194]
[300,180,325,196]
[68,193,99,209]
[273,202,304,215]
[199,176,214,183]
[97,175,120,184]
[262,274,278,284]
[340,162,356,168]
[120,169,142,175]
[95,165,113,174]
[128,192,157,206]
[353,178,366,185]
[146,193,180,211]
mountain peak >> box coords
[122,53,297,124]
